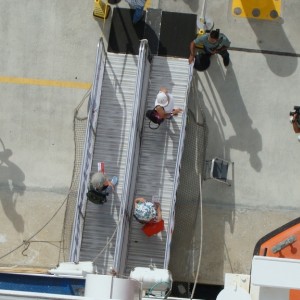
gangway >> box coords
[69,38,191,276]
[124,55,190,275]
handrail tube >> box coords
[164,65,193,268]
[113,39,150,273]
[69,38,106,262]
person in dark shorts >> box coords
[189,29,231,71]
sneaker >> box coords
[223,55,230,67]
[110,176,118,187]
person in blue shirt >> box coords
[189,29,231,71]
[125,0,146,24]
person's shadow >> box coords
[184,59,262,283]
[167,73,237,286]
[235,0,297,77]
[0,148,26,232]
[205,59,263,172]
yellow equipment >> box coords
[195,28,205,50]
[93,0,110,19]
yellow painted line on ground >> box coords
[232,0,281,20]
[0,76,91,89]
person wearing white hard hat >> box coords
[154,87,183,119]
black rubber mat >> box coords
[158,11,197,58]
[108,7,145,55]
[144,8,162,55]
[108,8,197,58]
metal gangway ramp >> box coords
[69,38,191,276]
[123,55,190,275]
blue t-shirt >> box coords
[125,0,146,8]
[194,33,231,53]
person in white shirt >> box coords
[154,87,182,119]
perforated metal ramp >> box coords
[78,52,190,275]
[125,56,190,274]
[79,52,138,274]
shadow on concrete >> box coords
[248,20,297,77]
[189,73,236,284]
[0,147,26,233]
[169,79,212,283]
[190,56,264,282]
[239,0,297,77]
[168,109,204,282]
[205,59,263,172]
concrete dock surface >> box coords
[0,0,300,286]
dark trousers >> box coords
[194,49,229,71]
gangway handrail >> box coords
[69,38,107,262]
[164,65,194,268]
[114,39,151,273]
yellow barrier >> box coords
[93,0,110,19]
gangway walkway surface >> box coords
[79,52,139,273]
[124,56,190,274]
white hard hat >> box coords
[155,91,168,107]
